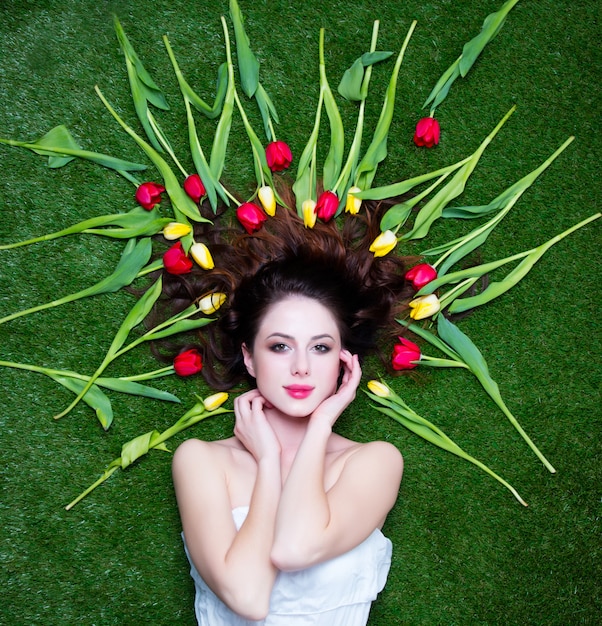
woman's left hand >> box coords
[309,350,361,429]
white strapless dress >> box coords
[183,506,392,625]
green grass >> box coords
[0,0,600,624]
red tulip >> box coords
[405,263,438,290]
[183,173,206,203]
[265,140,292,172]
[392,337,421,370]
[315,191,339,222]
[413,117,440,148]
[173,349,203,376]
[236,202,267,234]
[163,241,193,275]
[135,182,166,210]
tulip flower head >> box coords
[236,202,267,234]
[265,140,292,172]
[302,199,317,229]
[203,392,228,412]
[258,185,276,216]
[198,292,227,315]
[183,173,206,203]
[135,181,165,210]
[173,349,203,376]
[163,222,192,241]
[315,191,339,222]
[367,380,391,398]
[345,186,362,215]
[409,293,441,320]
[405,263,438,290]
[163,241,193,275]
[413,117,440,148]
[392,337,421,370]
[369,230,397,257]
[190,242,215,270]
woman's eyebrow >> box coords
[265,332,335,341]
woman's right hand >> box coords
[234,389,281,462]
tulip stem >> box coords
[146,111,188,177]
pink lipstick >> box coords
[284,385,314,399]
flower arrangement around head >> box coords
[0,0,599,508]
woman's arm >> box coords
[173,391,282,621]
[271,352,403,571]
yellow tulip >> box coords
[302,199,317,228]
[369,230,397,257]
[203,392,228,411]
[198,292,227,315]
[345,186,362,214]
[162,222,192,240]
[367,380,391,398]
[409,294,441,320]
[190,242,215,270]
[258,185,276,216]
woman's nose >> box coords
[291,351,310,375]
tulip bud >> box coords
[173,349,203,376]
[236,202,267,234]
[183,173,206,203]
[413,117,440,148]
[345,186,362,215]
[163,222,192,241]
[315,191,339,222]
[367,380,391,398]
[391,337,421,370]
[203,392,229,411]
[265,140,292,172]
[163,241,193,275]
[405,263,438,290]
[302,199,317,228]
[190,242,215,270]
[258,185,276,216]
[409,294,441,320]
[369,230,397,257]
[135,182,165,210]
[198,292,227,315]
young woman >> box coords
[169,201,412,624]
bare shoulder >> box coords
[350,440,403,476]
[326,436,403,494]
[331,434,402,467]
[172,437,242,475]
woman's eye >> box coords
[269,343,289,352]
[313,344,331,353]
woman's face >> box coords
[242,295,343,418]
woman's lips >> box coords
[284,385,314,399]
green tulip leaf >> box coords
[338,51,393,101]
[423,0,521,111]
[210,17,236,182]
[95,377,180,403]
[255,83,280,141]
[354,21,416,191]
[146,317,214,341]
[229,0,260,98]
[121,430,163,469]
[163,34,227,119]
[0,129,148,173]
[0,238,152,327]
[49,375,114,430]
[320,30,345,191]
[114,15,169,151]
[448,213,601,313]
[35,125,79,167]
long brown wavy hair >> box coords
[154,186,418,390]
